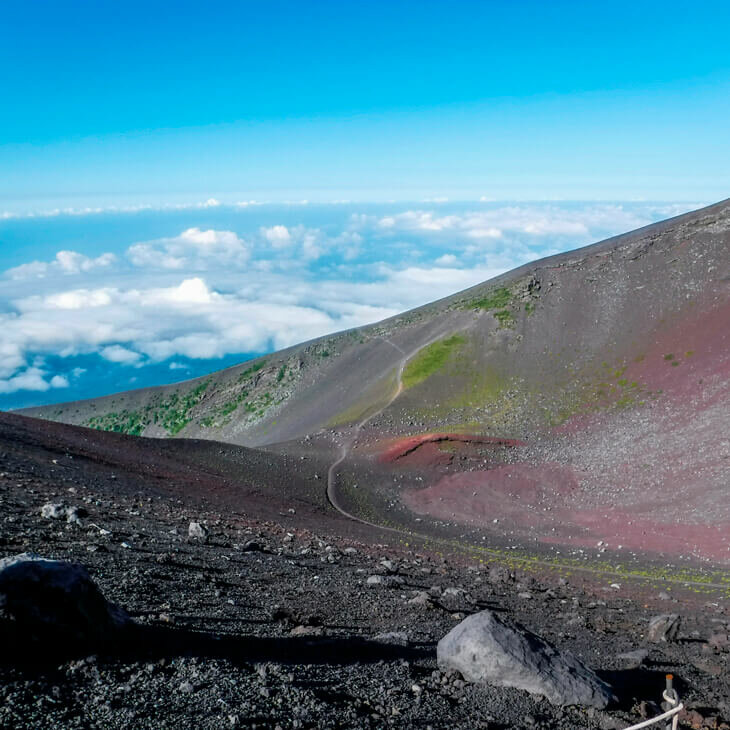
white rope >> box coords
[622,689,682,730]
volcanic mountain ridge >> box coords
[21,199,730,566]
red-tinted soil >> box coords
[404,463,578,530]
[398,291,730,565]
[379,433,525,466]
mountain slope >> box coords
[20,198,730,565]
[22,198,730,449]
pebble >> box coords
[366,575,403,588]
[188,522,209,542]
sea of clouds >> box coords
[0,200,701,408]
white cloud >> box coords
[179,228,237,248]
[100,345,142,365]
[435,254,458,266]
[5,251,117,280]
[0,341,27,379]
[465,227,503,240]
[4,261,48,279]
[127,228,251,270]
[0,367,69,394]
[55,251,116,274]
[377,211,458,232]
[0,269,421,392]
[0,197,237,220]
[141,277,216,306]
[262,225,293,248]
[127,247,185,270]
[258,224,348,261]
[384,265,503,292]
[362,204,686,243]
[39,289,113,310]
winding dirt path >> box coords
[326,336,419,533]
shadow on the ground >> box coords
[1,620,435,669]
[597,667,686,711]
[132,624,436,666]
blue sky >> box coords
[0,2,727,408]
[2,0,729,207]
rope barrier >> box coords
[623,675,683,730]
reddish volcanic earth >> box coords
[379,432,525,466]
[399,296,730,564]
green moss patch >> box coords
[402,335,466,389]
[447,366,507,409]
[468,287,512,311]
[493,309,514,328]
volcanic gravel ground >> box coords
[2,422,730,728]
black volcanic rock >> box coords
[647,613,681,642]
[0,553,129,650]
[0,431,728,729]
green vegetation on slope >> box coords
[469,287,513,310]
[464,287,518,328]
[204,357,297,427]
[493,309,514,328]
[158,380,211,434]
[86,379,211,436]
[402,334,466,389]
[447,366,508,410]
[84,352,306,436]
[237,360,266,382]
[86,409,149,437]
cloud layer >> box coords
[127,228,251,270]
[0,202,701,399]
[6,251,117,280]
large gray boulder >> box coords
[437,610,614,708]
[0,553,129,645]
